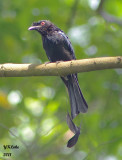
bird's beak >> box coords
[28,26,40,30]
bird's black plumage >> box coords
[66,112,80,148]
[28,20,88,119]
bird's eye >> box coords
[41,22,45,26]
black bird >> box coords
[28,20,88,119]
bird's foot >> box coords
[44,61,51,66]
[56,60,64,64]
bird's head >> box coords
[28,20,57,36]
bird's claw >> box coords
[56,60,64,64]
[44,61,51,65]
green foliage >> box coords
[0,0,122,160]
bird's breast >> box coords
[43,36,72,62]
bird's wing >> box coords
[58,30,76,60]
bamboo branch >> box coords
[0,57,122,77]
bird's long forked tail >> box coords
[66,112,81,148]
[61,74,88,119]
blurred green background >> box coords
[0,0,122,160]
